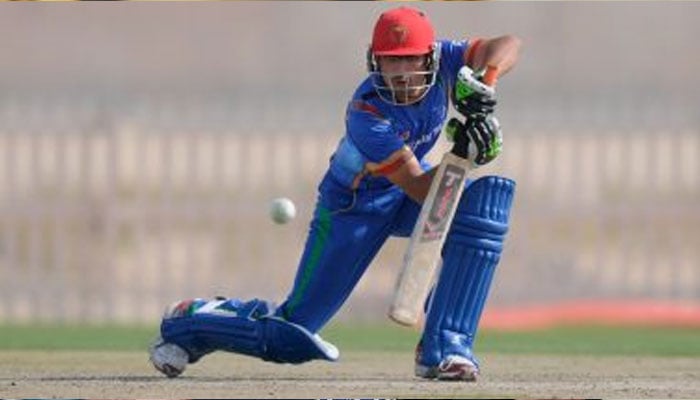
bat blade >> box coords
[390,65,499,327]
[389,152,472,326]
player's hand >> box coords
[447,115,502,167]
[453,67,497,118]
[454,92,497,118]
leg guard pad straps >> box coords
[419,176,515,367]
[161,298,339,364]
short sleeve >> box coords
[346,100,405,164]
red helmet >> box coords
[371,6,435,56]
[367,7,440,105]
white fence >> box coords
[0,118,698,324]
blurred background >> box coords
[0,2,698,327]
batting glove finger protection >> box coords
[454,94,497,119]
[449,115,502,168]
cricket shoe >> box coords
[148,298,209,378]
[415,354,480,381]
[414,342,480,381]
[149,336,189,378]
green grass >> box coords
[1,322,699,357]
[476,325,700,357]
[324,323,700,357]
[0,324,157,351]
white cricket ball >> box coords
[269,197,296,224]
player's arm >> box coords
[464,35,521,78]
[383,152,436,204]
[365,144,435,204]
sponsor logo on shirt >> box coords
[409,126,441,151]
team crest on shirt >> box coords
[398,130,411,142]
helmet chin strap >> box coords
[371,70,435,106]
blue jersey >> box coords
[328,39,469,191]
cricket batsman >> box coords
[150,6,521,381]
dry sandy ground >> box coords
[1,350,699,399]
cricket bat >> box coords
[389,65,499,327]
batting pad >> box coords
[161,298,339,364]
[418,175,515,367]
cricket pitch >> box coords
[1,350,699,398]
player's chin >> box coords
[393,88,424,104]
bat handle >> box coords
[483,65,499,87]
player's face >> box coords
[377,55,430,104]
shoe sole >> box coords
[153,362,184,378]
[415,358,479,381]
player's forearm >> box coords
[471,35,522,78]
[401,168,437,204]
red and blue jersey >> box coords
[327,39,470,191]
